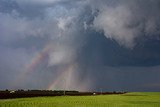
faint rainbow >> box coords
[47,64,76,90]
[25,44,51,73]
[13,44,52,87]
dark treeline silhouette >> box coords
[0,90,127,99]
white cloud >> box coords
[48,45,76,66]
[92,0,160,48]
[93,6,138,48]
[0,8,74,43]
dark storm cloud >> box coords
[0,0,160,91]
[0,0,19,13]
[88,66,160,92]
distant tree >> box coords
[113,91,116,94]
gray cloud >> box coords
[92,0,160,48]
[0,0,160,91]
[0,0,90,91]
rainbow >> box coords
[13,44,52,88]
[47,63,91,91]
[25,44,52,72]
[47,63,76,90]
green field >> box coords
[0,92,160,107]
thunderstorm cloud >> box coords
[0,0,160,91]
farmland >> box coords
[0,92,160,107]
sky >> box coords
[0,0,160,92]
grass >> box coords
[0,92,160,107]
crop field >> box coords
[0,92,160,107]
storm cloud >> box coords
[0,0,160,91]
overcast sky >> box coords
[0,0,160,91]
